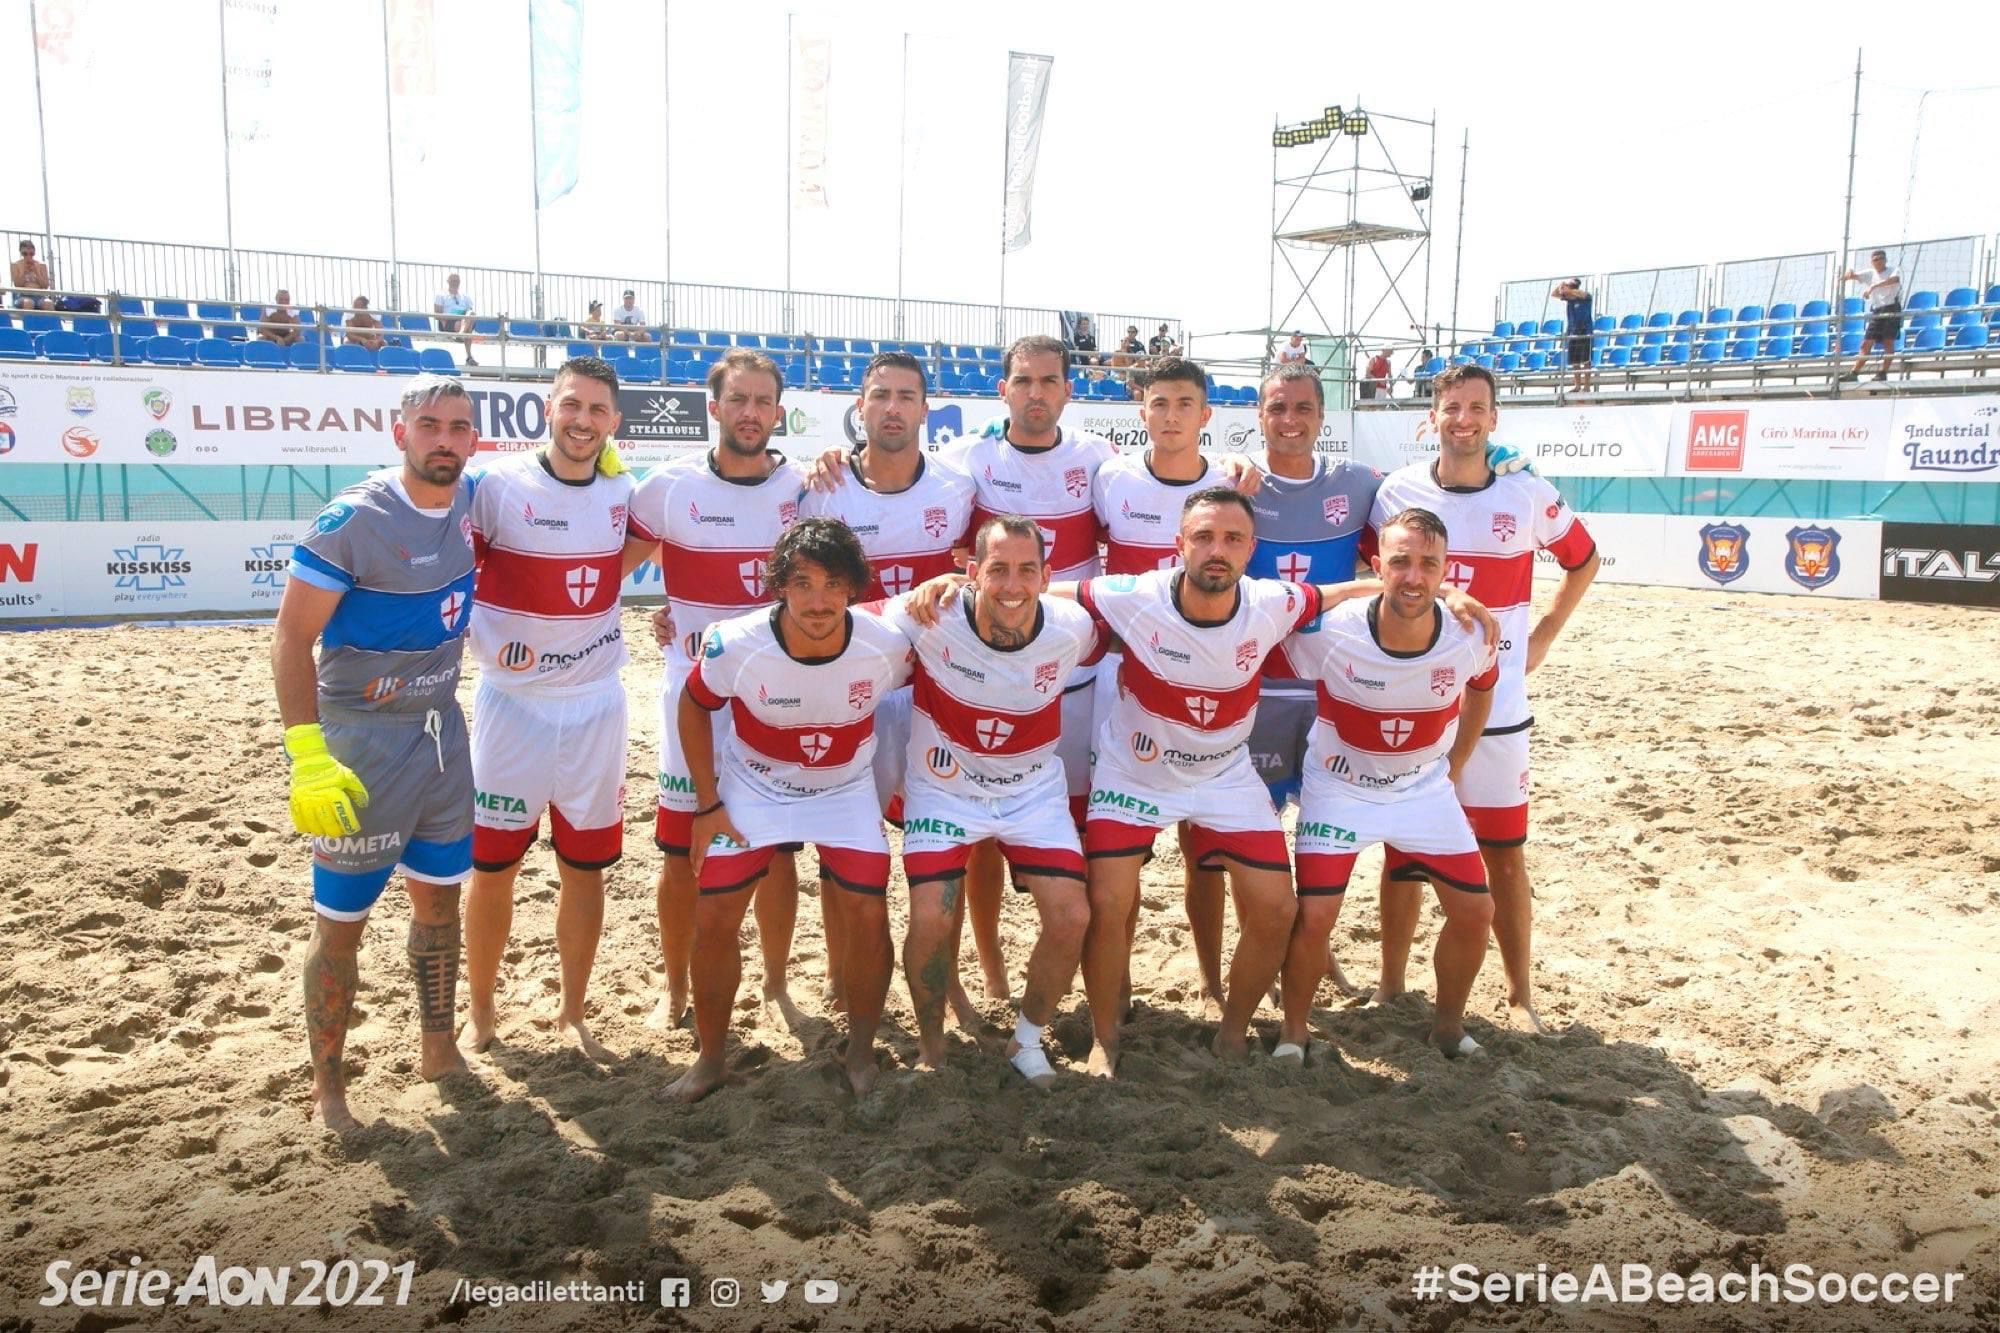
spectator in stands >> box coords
[580,300,610,342]
[1553,278,1594,392]
[1148,322,1177,356]
[10,239,54,310]
[611,289,650,342]
[1069,315,1101,367]
[1277,330,1311,365]
[259,289,302,346]
[1360,347,1392,402]
[1413,345,1435,399]
[344,296,386,352]
[1842,250,1902,383]
[434,273,477,366]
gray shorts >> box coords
[311,704,474,920]
[1248,689,1317,807]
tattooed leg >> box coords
[903,877,966,1070]
[305,914,366,1129]
[406,879,468,1080]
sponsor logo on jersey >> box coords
[925,746,959,780]
[1032,660,1059,693]
[1298,821,1357,844]
[1546,499,1564,519]
[608,502,627,535]
[737,559,765,596]
[312,831,403,857]
[1343,661,1385,690]
[973,716,1014,749]
[396,543,439,568]
[1491,512,1518,542]
[703,628,725,658]
[143,387,172,420]
[1089,787,1161,817]
[1129,731,1159,762]
[1102,574,1138,593]
[313,502,357,535]
[682,629,704,662]
[61,425,100,458]
[778,499,799,525]
[939,645,987,684]
[1234,639,1259,672]
[461,515,475,547]
[848,679,875,710]
[922,506,950,538]
[905,816,969,839]
[475,790,529,814]
[1378,716,1415,747]
[1324,753,1351,776]
[688,501,736,527]
[363,675,402,703]
[756,683,802,708]
[521,501,569,531]
[499,641,537,671]
[1063,467,1088,498]
[1697,522,1750,585]
[439,589,467,630]
[798,731,834,763]
[1164,745,1235,766]
[1120,498,1163,524]
[1148,630,1192,664]
[1323,495,1349,525]
[67,386,97,417]
[1430,667,1456,697]
[1784,525,1841,590]
[981,464,1023,493]
[565,564,602,607]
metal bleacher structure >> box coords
[1403,236,2000,403]
[0,229,1238,404]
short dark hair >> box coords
[971,514,1045,563]
[555,354,620,397]
[1431,362,1496,406]
[1142,355,1207,402]
[766,517,870,599]
[1870,250,1886,261]
[708,347,783,400]
[1002,334,1070,379]
[1181,486,1255,526]
[1258,361,1324,410]
[1379,506,1449,549]
[860,350,928,395]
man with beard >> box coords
[271,375,481,1130]
[624,350,809,1033]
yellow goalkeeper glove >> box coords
[283,723,370,838]
[596,442,628,478]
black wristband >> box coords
[695,800,723,818]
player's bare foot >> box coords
[645,991,688,1031]
[556,1013,613,1062]
[1507,998,1550,1035]
[1085,1041,1120,1078]
[1006,1040,1057,1088]
[1270,1040,1307,1065]
[947,979,984,1034]
[1327,959,1364,998]
[844,1048,882,1097]
[980,964,1012,1002]
[915,1032,947,1071]
[457,1009,496,1056]
[312,1088,359,1132]
[760,987,805,1032]
[664,1055,727,1103]
[1211,1030,1252,1063]
[420,1039,469,1081]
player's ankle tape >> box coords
[1014,1014,1043,1049]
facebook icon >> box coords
[659,1278,691,1307]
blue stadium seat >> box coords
[144,336,194,366]
[289,343,326,370]
[1545,348,1566,368]
[1604,347,1631,368]
[1701,325,1727,344]
[1671,326,1695,346]
[1523,351,1547,372]
[1618,313,1643,331]
[703,331,731,347]
[1695,342,1723,364]
[0,312,10,328]
[197,338,244,367]
[21,312,62,334]
[0,328,33,359]
[397,313,432,333]
[849,339,877,355]
[1911,311,1942,331]
[1986,284,2000,305]
[1495,352,1520,373]
[419,348,458,375]
[1666,344,1692,366]
[1675,310,1701,326]
[195,301,232,323]
[68,316,110,339]
[161,320,203,341]
[1801,300,1831,319]
[1492,321,1515,339]
[1736,305,1764,325]
[1638,346,1662,366]
[88,332,146,363]
[118,318,159,338]
[1725,339,1755,362]
[1951,324,1989,350]
[1706,307,1732,324]
[1910,326,1946,353]
[813,336,845,353]
[505,319,541,338]
[623,358,661,384]
[1646,312,1672,329]
[1839,297,1865,317]
[240,340,286,370]
[1769,303,1797,322]
[567,342,595,360]
[470,317,500,337]
[1757,337,1792,360]
[1838,331,1863,356]
[1472,354,1495,371]
[151,299,189,318]
[668,329,699,346]
[1798,334,1830,359]
[333,345,377,373]
[1949,309,1979,327]
[1906,290,1939,311]
[40,330,92,362]
[1801,319,1830,338]
[377,346,421,375]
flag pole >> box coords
[662,0,673,325]
[784,10,794,335]
[217,0,239,300]
[379,0,401,312]
[894,31,908,341]
[28,0,55,262]
[526,0,544,320]
[997,53,1007,350]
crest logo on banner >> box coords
[1697,523,1751,585]
[1784,525,1841,590]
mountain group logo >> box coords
[1697,522,1751,585]
[1130,731,1159,762]
[61,425,100,458]
[925,746,959,779]
[498,641,537,671]
[143,387,173,420]
[1783,525,1841,590]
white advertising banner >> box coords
[1352,404,1671,478]
[0,524,66,618]
[1665,400,1894,481]
[1531,512,1882,599]
[1881,396,2000,484]
[1529,512,1671,588]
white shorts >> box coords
[471,676,627,870]
[699,772,890,896]
[899,775,1086,886]
[1083,749,1287,872]
[1295,778,1486,896]
[656,662,738,853]
[871,683,913,813]
[1456,723,1530,845]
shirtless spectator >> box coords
[260,289,303,347]
[344,296,386,352]
[11,240,54,310]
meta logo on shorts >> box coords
[475,789,529,815]
[313,831,403,858]
[1297,821,1357,844]
[498,641,537,671]
[798,731,834,764]
[1784,525,1841,590]
[925,746,959,780]
[1686,409,1748,472]
[315,501,357,534]
[1064,467,1088,498]
[1697,522,1750,585]
[848,679,874,710]
[1323,495,1349,525]
[1090,788,1161,818]
[1129,731,1159,763]
[1430,667,1456,697]
[1032,660,1060,693]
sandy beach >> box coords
[1,584,1996,1330]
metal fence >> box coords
[1715,251,1833,314]
[1497,275,1573,332]
[1844,235,1981,302]
[2,226,1178,352]
[1600,264,1704,321]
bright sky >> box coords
[5,0,1998,364]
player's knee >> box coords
[1296,895,1344,937]
[1040,887,1090,945]
[1439,886,1495,930]
[1238,884,1298,939]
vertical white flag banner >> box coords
[385,0,440,167]
[223,0,281,147]
[1002,51,1053,253]
[793,32,832,210]
[530,0,583,208]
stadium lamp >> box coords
[1409,182,1432,202]
[1324,105,1343,125]
[1343,113,1369,136]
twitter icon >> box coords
[760,1280,788,1303]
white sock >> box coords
[1014,1014,1043,1050]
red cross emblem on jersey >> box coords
[974,716,1014,749]
[1064,467,1088,498]
[564,564,601,608]
[1492,512,1518,541]
[1038,525,1059,556]
[799,732,833,763]
[878,564,914,596]
[438,590,465,630]
[737,559,765,597]
[1444,560,1476,592]
[922,506,949,539]
[1033,660,1059,693]
[1379,716,1415,747]
[1184,695,1218,725]
[1276,553,1311,581]
[848,679,874,710]
[1156,553,1179,570]
[1430,667,1455,697]
[1323,495,1349,525]
[1234,638,1259,672]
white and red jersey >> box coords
[880,594,1103,798]
[628,450,808,675]
[798,454,977,598]
[946,427,1117,583]
[467,451,633,690]
[1280,596,1498,799]
[1092,449,1212,575]
[1078,569,1321,788]
[1369,464,1593,730]
[686,607,914,803]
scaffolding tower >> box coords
[1265,103,1437,406]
